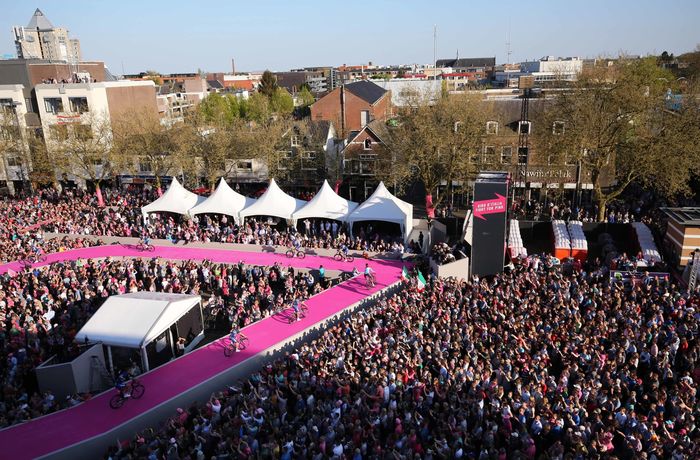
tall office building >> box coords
[13,9,81,62]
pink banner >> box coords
[473,193,506,220]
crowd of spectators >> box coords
[0,186,410,256]
[107,253,700,459]
[0,256,328,428]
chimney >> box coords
[340,85,346,136]
[231,58,235,75]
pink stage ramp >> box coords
[0,246,404,460]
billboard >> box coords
[471,172,509,277]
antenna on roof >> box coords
[506,18,512,64]
[433,25,437,80]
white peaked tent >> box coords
[188,178,256,223]
[293,180,358,222]
[75,292,204,372]
[141,177,205,219]
[239,178,306,222]
[347,182,413,241]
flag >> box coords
[416,271,427,292]
[401,266,409,280]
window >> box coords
[483,146,496,164]
[69,97,89,114]
[301,151,316,159]
[0,126,20,141]
[517,147,529,165]
[518,121,531,135]
[138,160,152,173]
[72,124,92,140]
[236,161,253,171]
[552,121,565,135]
[0,99,13,115]
[363,138,372,150]
[486,121,499,135]
[359,153,377,161]
[6,155,22,167]
[89,158,103,166]
[501,146,513,164]
[49,124,69,141]
[360,110,370,127]
[44,98,63,114]
[291,135,300,147]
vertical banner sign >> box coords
[471,172,509,276]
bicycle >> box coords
[288,302,308,323]
[365,273,376,288]
[136,241,155,252]
[333,251,354,262]
[285,248,306,259]
[109,378,145,409]
[224,334,250,356]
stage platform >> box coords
[0,245,404,460]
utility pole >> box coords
[433,25,437,80]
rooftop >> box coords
[662,207,700,226]
[344,80,387,105]
[26,8,54,30]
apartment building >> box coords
[311,80,391,135]
[0,85,30,193]
[13,9,81,62]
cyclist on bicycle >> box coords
[229,326,242,352]
[364,264,375,286]
[292,237,302,253]
[115,369,131,398]
[291,297,303,322]
[141,233,152,248]
[341,243,349,258]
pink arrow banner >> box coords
[473,193,506,220]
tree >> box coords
[242,92,270,123]
[198,93,242,125]
[144,70,162,86]
[298,87,315,107]
[537,57,700,221]
[112,109,189,194]
[0,110,30,192]
[384,94,489,217]
[269,87,294,115]
[258,70,278,98]
[50,114,126,206]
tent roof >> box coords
[293,180,358,221]
[141,177,205,216]
[347,182,413,225]
[75,292,201,349]
[189,178,256,218]
[239,178,306,220]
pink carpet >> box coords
[0,245,404,459]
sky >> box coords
[1,0,698,75]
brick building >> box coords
[311,80,391,135]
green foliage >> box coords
[244,92,271,123]
[298,87,315,107]
[270,88,294,115]
[259,70,278,98]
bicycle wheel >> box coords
[131,383,145,399]
[147,245,155,252]
[223,343,233,357]
[286,249,295,258]
[346,255,354,262]
[239,337,249,351]
[109,394,125,409]
[334,253,343,261]
[297,251,306,259]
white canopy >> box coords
[141,177,205,218]
[239,178,306,221]
[188,178,256,223]
[347,182,413,240]
[75,292,202,349]
[293,180,358,222]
